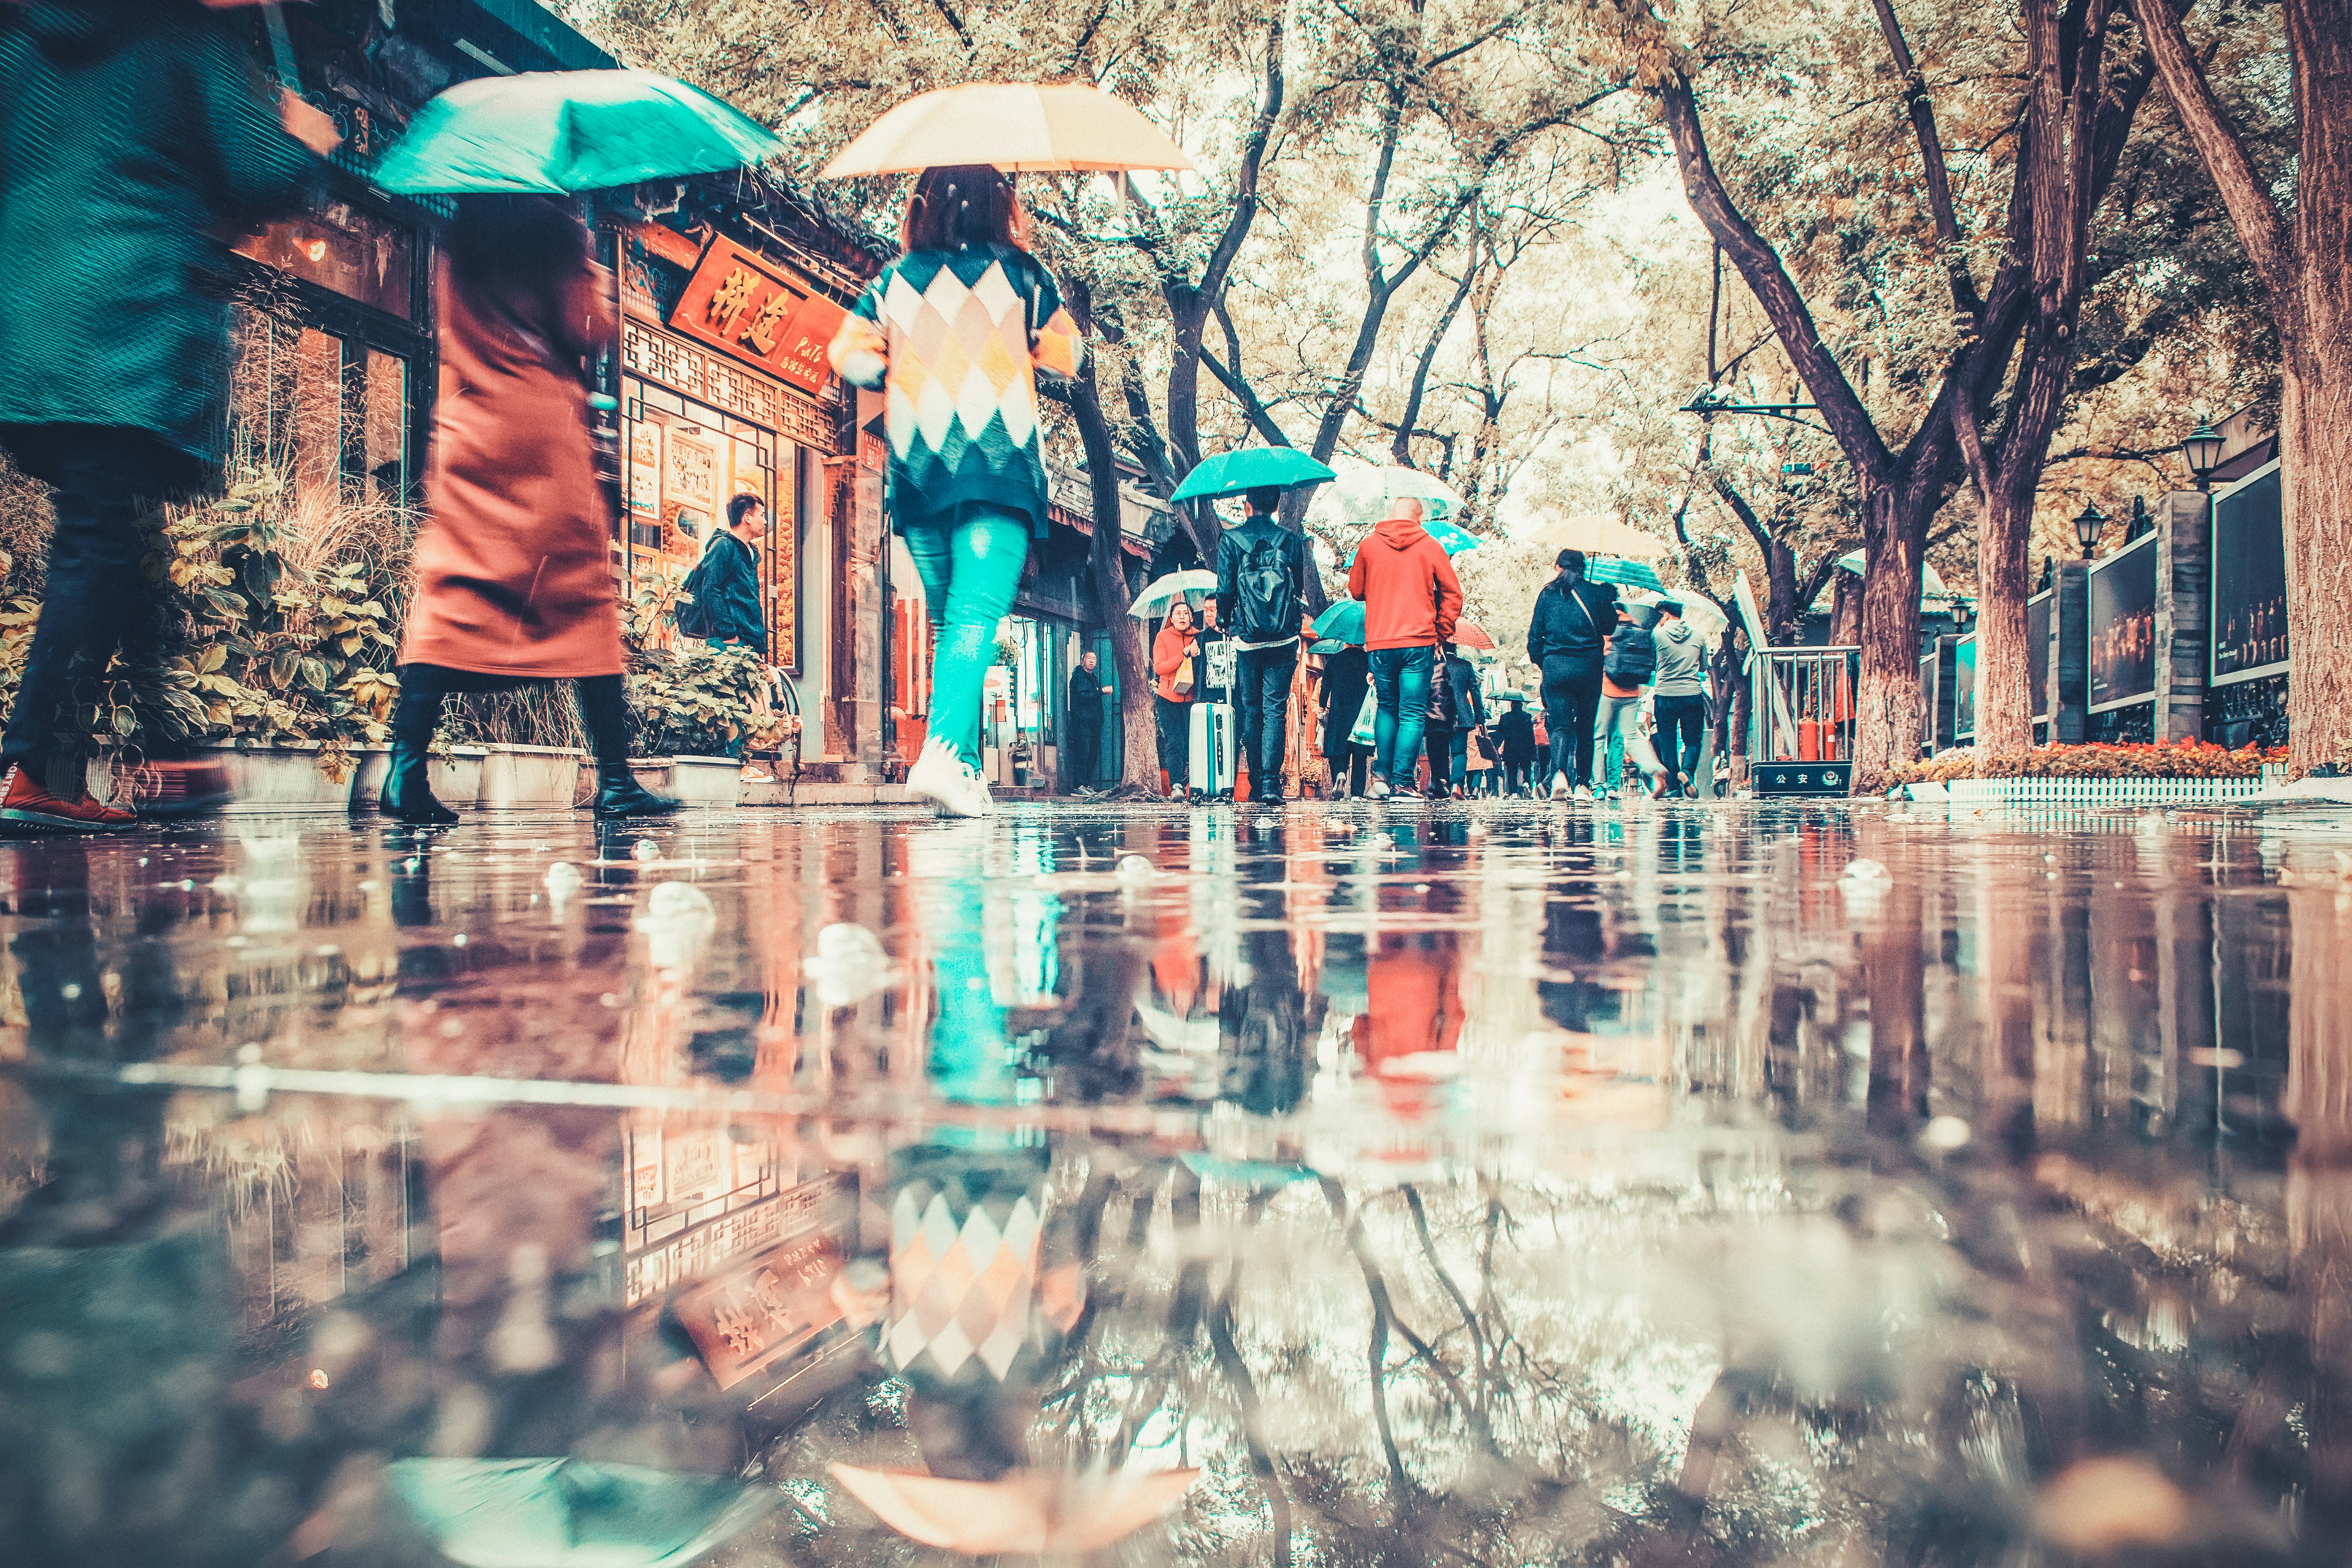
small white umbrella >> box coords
[1620,586,1730,646]
[1837,550,1948,597]
[1128,569,1217,620]
[1304,465,1470,536]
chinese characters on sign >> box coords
[669,235,849,394]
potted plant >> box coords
[625,641,788,806]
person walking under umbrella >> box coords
[384,194,680,824]
[1151,602,1200,797]
[1526,549,1619,802]
[1215,485,1312,802]
[0,2,334,830]
[1594,601,1670,800]
[1346,496,1462,801]
[828,164,1083,817]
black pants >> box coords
[1234,643,1297,796]
[1540,654,1604,788]
[0,425,203,777]
[1154,695,1190,786]
[1424,723,1457,793]
[395,663,631,768]
[1654,694,1708,792]
[1325,741,1369,795]
[1067,722,1100,790]
[1504,761,1533,795]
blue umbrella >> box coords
[1423,517,1483,556]
[1586,555,1664,592]
[1311,600,1366,645]
[1170,447,1336,503]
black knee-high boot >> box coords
[575,674,679,818]
[382,676,458,825]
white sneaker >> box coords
[1574,785,1594,804]
[1549,771,1571,801]
[906,736,994,818]
[1368,775,1393,800]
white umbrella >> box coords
[1128,569,1216,619]
[1304,464,1469,535]
[1528,512,1667,560]
[1836,550,1948,597]
[1620,586,1729,646]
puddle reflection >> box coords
[3,802,2351,1565]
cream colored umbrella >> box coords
[820,83,1196,176]
[1527,513,1666,559]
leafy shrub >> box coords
[1887,740,2287,786]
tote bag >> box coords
[1348,687,1378,747]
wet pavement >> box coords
[5,798,2352,1567]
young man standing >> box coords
[1065,648,1111,791]
[1345,496,1463,800]
[1649,599,1709,797]
[1215,485,1312,802]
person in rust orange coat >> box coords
[386,195,676,824]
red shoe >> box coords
[0,762,137,832]
[116,758,234,818]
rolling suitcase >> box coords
[1189,702,1236,800]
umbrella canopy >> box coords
[1586,556,1665,592]
[1620,587,1730,646]
[1451,619,1497,652]
[1311,600,1366,646]
[374,70,787,195]
[384,1458,779,1568]
[1306,465,1469,535]
[1423,517,1483,556]
[1128,569,1217,620]
[1836,550,1949,596]
[1310,637,1352,655]
[1171,447,1335,503]
[1528,513,1665,560]
[821,83,1196,176]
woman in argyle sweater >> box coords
[828,165,1083,818]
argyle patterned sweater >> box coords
[827,243,1082,538]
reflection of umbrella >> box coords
[1308,465,1468,533]
[1586,556,1665,592]
[1171,447,1335,502]
[1311,600,1366,645]
[1127,569,1217,619]
[1837,550,1949,596]
[830,1465,1199,1557]
[385,1458,779,1568]
[1451,619,1497,651]
[820,83,1195,176]
[1528,513,1664,559]
[375,71,787,195]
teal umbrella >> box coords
[1586,555,1664,592]
[375,70,788,195]
[1170,448,1336,503]
[1424,517,1483,556]
[1310,637,1351,655]
[385,1458,779,1568]
[1312,600,1366,645]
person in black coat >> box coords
[1215,486,1312,799]
[682,493,770,654]
[1494,696,1537,796]
[1318,643,1371,798]
[1524,549,1620,800]
[1065,648,1111,791]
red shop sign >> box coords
[669,233,847,394]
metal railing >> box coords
[1748,646,1860,764]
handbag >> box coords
[1174,654,1196,696]
[1349,687,1378,747]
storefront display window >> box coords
[233,200,415,322]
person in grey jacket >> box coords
[1650,600,1709,797]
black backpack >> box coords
[1233,528,1299,643]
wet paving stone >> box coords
[4,798,2351,1566]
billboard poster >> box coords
[1920,652,1937,750]
[1953,635,1977,740]
[2028,590,2052,722]
[2088,534,2158,711]
[2211,461,2287,685]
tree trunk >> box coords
[1854,486,1932,787]
[1973,488,2037,757]
[1765,538,1802,645]
[2281,358,2352,769]
[1070,377,1160,793]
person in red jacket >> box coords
[1150,602,1201,796]
[1344,496,1463,800]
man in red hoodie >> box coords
[1345,496,1463,800]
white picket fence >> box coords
[1937,773,2273,807]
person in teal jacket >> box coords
[828,164,1083,819]
[0,1,329,831]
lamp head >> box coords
[2181,422,2225,488]
[2073,500,2106,557]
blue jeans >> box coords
[1367,645,1434,785]
[900,507,1031,770]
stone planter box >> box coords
[479,744,587,810]
[620,754,743,808]
[347,745,488,811]
[193,742,353,812]
[1905,776,2269,807]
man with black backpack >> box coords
[1216,485,1312,802]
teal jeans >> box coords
[901,506,1032,770]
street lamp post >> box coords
[2180,422,2225,492]
[2073,500,2105,561]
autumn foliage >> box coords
[1887,740,2285,786]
